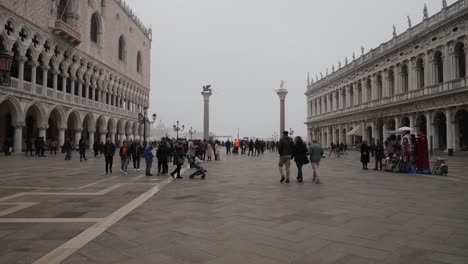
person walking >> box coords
[144,146,154,176]
[130,140,142,172]
[25,138,33,157]
[207,142,213,161]
[291,136,309,183]
[170,141,185,179]
[79,138,87,161]
[93,140,100,157]
[374,139,384,171]
[200,140,207,160]
[248,140,254,156]
[50,139,58,156]
[308,140,324,184]
[215,141,221,160]
[156,139,170,175]
[63,139,73,160]
[119,142,131,175]
[278,131,293,184]
[225,140,232,155]
[104,138,116,175]
[360,140,370,170]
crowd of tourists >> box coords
[359,131,431,174]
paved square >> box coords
[0,151,468,264]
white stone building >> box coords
[306,0,468,154]
[0,0,151,152]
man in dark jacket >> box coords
[156,140,170,175]
[374,140,385,171]
[104,138,116,174]
[248,140,254,156]
[277,131,293,183]
[130,140,143,172]
[79,138,87,161]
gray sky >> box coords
[129,0,451,139]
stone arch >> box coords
[65,110,81,144]
[400,116,410,127]
[47,106,66,143]
[454,108,468,151]
[0,96,23,151]
[107,117,117,141]
[118,35,126,62]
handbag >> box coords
[304,156,310,165]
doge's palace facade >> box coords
[306,0,468,154]
[0,0,151,153]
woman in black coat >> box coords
[292,136,309,182]
[360,140,370,170]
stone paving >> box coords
[0,150,468,263]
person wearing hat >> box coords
[277,131,294,183]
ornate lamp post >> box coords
[289,128,295,137]
[173,121,184,140]
[0,50,13,86]
[138,108,156,146]
[188,127,197,140]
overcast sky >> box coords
[129,0,452,139]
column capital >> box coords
[15,122,25,128]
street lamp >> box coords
[289,128,295,137]
[188,127,197,140]
[138,108,156,146]
[0,50,13,86]
[173,121,184,140]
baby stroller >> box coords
[187,155,207,179]
[384,154,400,172]
[432,156,448,176]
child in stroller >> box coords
[187,155,207,179]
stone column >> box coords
[74,130,82,147]
[78,81,83,98]
[85,83,90,100]
[346,86,351,108]
[338,89,343,109]
[426,53,434,86]
[382,123,388,143]
[14,123,24,153]
[371,74,378,101]
[58,128,65,147]
[99,132,106,144]
[52,71,58,91]
[326,127,331,147]
[120,133,126,145]
[395,65,402,95]
[31,61,38,93]
[88,130,95,151]
[409,60,417,91]
[446,108,454,152]
[444,45,451,81]
[38,127,47,139]
[42,66,49,94]
[276,89,288,135]
[18,56,26,81]
[338,125,343,144]
[202,89,214,140]
[70,77,76,97]
[109,131,116,144]
[409,113,416,132]
[346,125,352,145]
[425,111,433,152]
[62,74,68,93]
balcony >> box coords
[3,77,136,120]
[51,20,81,46]
[308,77,468,122]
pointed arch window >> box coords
[90,13,101,44]
[57,0,69,23]
[137,51,143,74]
[118,35,126,62]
